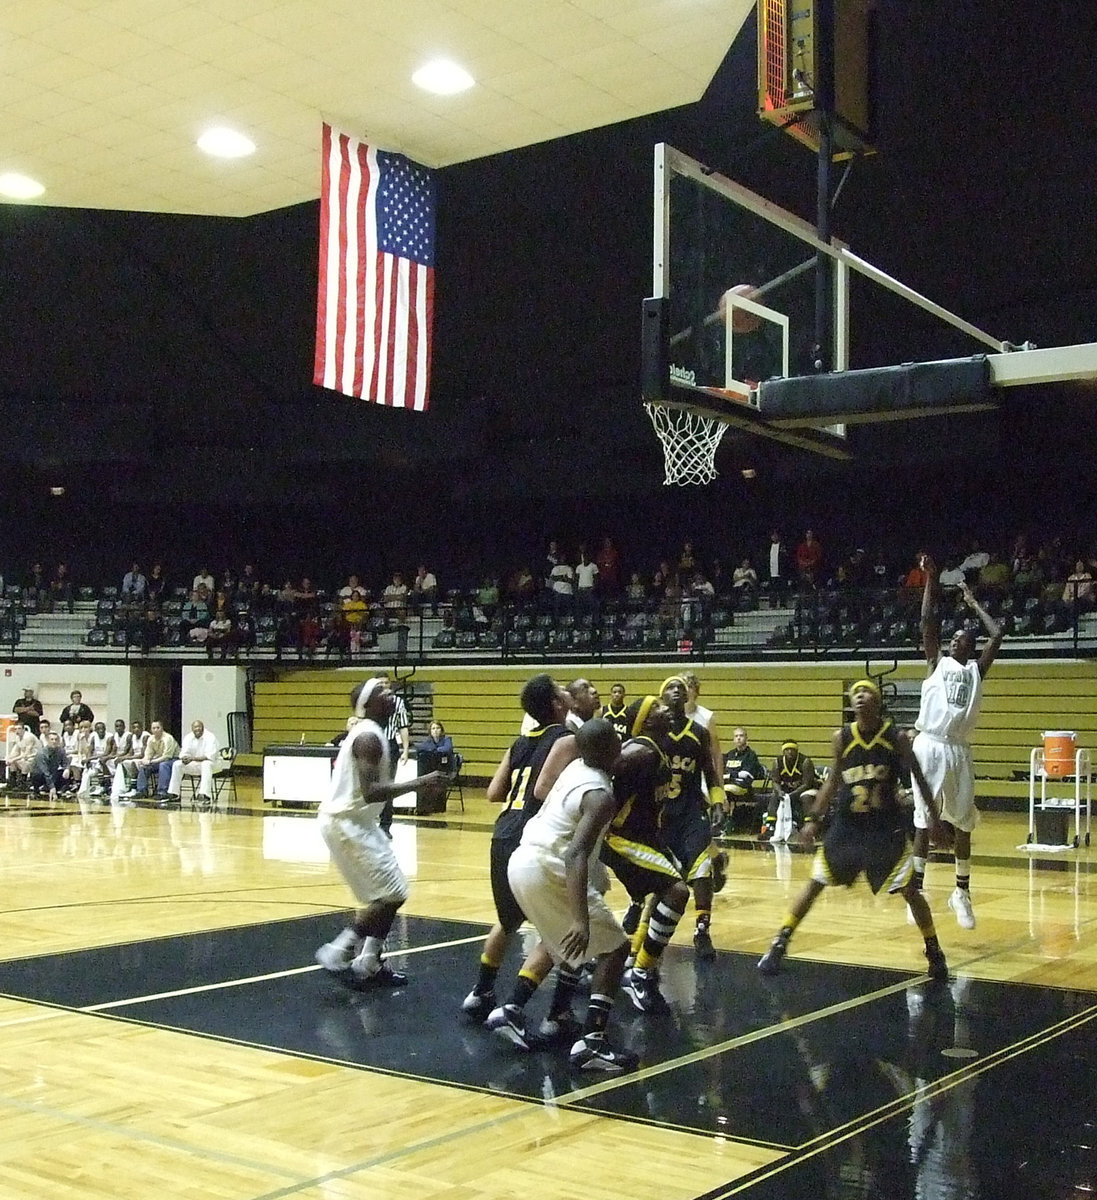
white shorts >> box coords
[318,811,408,905]
[507,844,626,968]
[911,733,979,833]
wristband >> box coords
[709,785,726,808]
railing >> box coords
[1,582,1094,665]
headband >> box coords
[849,678,881,699]
[631,695,659,738]
[354,677,385,718]
[660,674,687,696]
[782,741,799,752]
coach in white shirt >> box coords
[167,720,221,801]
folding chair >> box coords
[181,747,238,808]
[446,752,465,812]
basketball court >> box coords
[0,780,1095,1198]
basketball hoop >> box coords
[645,402,729,486]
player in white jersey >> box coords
[503,718,637,1073]
[314,678,448,989]
[910,558,1003,930]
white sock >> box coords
[913,856,927,874]
[353,936,385,973]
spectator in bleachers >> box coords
[411,564,439,614]
[976,551,1011,600]
[26,562,46,604]
[549,555,575,617]
[146,563,167,603]
[574,549,599,614]
[219,568,238,601]
[732,556,758,607]
[625,571,647,609]
[542,539,562,596]
[5,722,41,792]
[652,559,674,594]
[192,566,215,596]
[382,572,408,621]
[121,562,146,603]
[688,569,714,623]
[180,587,211,644]
[677,540,697,576]
[506,565,536,604]
[1012,552,1045,600]
[762,530,791,608]
[206,593,235,659]
[476,577,500,622]
[49,563,74,613]
[709,558,729,599]
[237,563,260,604]
[794,530,823,589]
[1063,560,1095,612]
[595,535,621,596]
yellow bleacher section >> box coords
[248,660,1097,798]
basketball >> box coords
[719,284,762,333]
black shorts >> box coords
[490,835,525,932]
[818,824,909,893]
[601,839,682,903]
[660,802,714,882]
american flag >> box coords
[314,124,435,411]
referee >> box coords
[378,673,409,836]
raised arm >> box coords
[959,579,1004,678]
[920,555,941,668]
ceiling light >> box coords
[0,173,45,200]
[197,128,256,159]
[741,467,757,479]
[412,59,475,95]
[49,486,65,497]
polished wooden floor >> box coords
[0,777,1095,1199]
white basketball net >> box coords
[645,403,729,486]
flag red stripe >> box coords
[314,123,433,409]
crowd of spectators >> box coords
[0,528,1094,658]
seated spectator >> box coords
[26,562,47,606]
[687,570,714,623]
[237,563,261,604]
[135,721,180,800]
[297,577,318,604]
[416,720,455,774]
[710,559,730,599]
[29,732,76,799]
[146,562,167,602]
[206,593,236,659]
[1013,553,1045,600]
[652,559,673,593]
[732,556,758,607]
[180,588,211,644]
[624,571,647,609]
[234,607,256,654]
[5,722,42,793]
[476,577,500,621]
[1063,560,1095,611]
[382,572,409,621]
[120,562,147,605]
[164,719,222,808]
[412,564,439,614]
[596,536,621,595]
[192,566,215,596]
[338,573,368,602]
[50,563,74,613]
[219,569,238,601]
[506,565,536,605]
[677,540,697,576]
[898,552,929,608]
[977,551,1011,599]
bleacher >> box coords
[247,661,1097,800]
